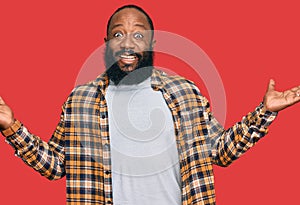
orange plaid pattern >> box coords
[3,69,277,204]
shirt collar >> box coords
[92,68,167,94]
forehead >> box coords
[109,8,151,31]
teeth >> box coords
[120,55,136,60]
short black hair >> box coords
[106,4,154,39]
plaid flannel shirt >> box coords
[3,69,277,204]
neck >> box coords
[107,66,153,85]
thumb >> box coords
[267,79,275,92]
[0,96,6,105]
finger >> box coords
[290,84,300,91]
[267,79,275,92]
[0,96,5,105]
[291,87,298,92]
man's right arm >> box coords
[0,97,66,180]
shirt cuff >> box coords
[1,120,22,137]
[244,103,278,132]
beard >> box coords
[104,45,154,85]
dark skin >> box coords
[104,8,155,72]
[1,8,300,130]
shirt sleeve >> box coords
[207,101,278,167]
[1,104,66,180]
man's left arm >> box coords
[208,102,276,166]
[208,79,300,166]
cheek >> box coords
[136,41,152,53]
[107,40,119,52]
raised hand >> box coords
[263,79,300,112]
[0,97,15,130]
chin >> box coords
[119,64,138,72]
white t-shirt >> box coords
[106,77,181,205]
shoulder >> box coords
[153,69,209,108]
[66,74,107,103]
[153,69,202,96]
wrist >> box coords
[1,120,21,137]
[6,119,15,129]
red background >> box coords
[1,0,300,204]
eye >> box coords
[133,32,144,39]
[113,32,123,38]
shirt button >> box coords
[101,115,106,119]
[105,170,111,175]
[107,201,112,204]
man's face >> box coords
[105,8,155,73]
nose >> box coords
[120,34,135,50]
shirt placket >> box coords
[98,90,113,204]
[155,87,189,205]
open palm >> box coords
[264,79,300,112]
[0,97,14,130]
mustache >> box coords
[115,49,142,59]
[104,45,154,85]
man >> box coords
[0,4,300,205]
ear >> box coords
[151,39,156,49]
[104,37,108,43]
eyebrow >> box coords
[134,24,147,29]
[110,23,148,31]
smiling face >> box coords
[105,8,155,72]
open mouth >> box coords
[119,54,138,65]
